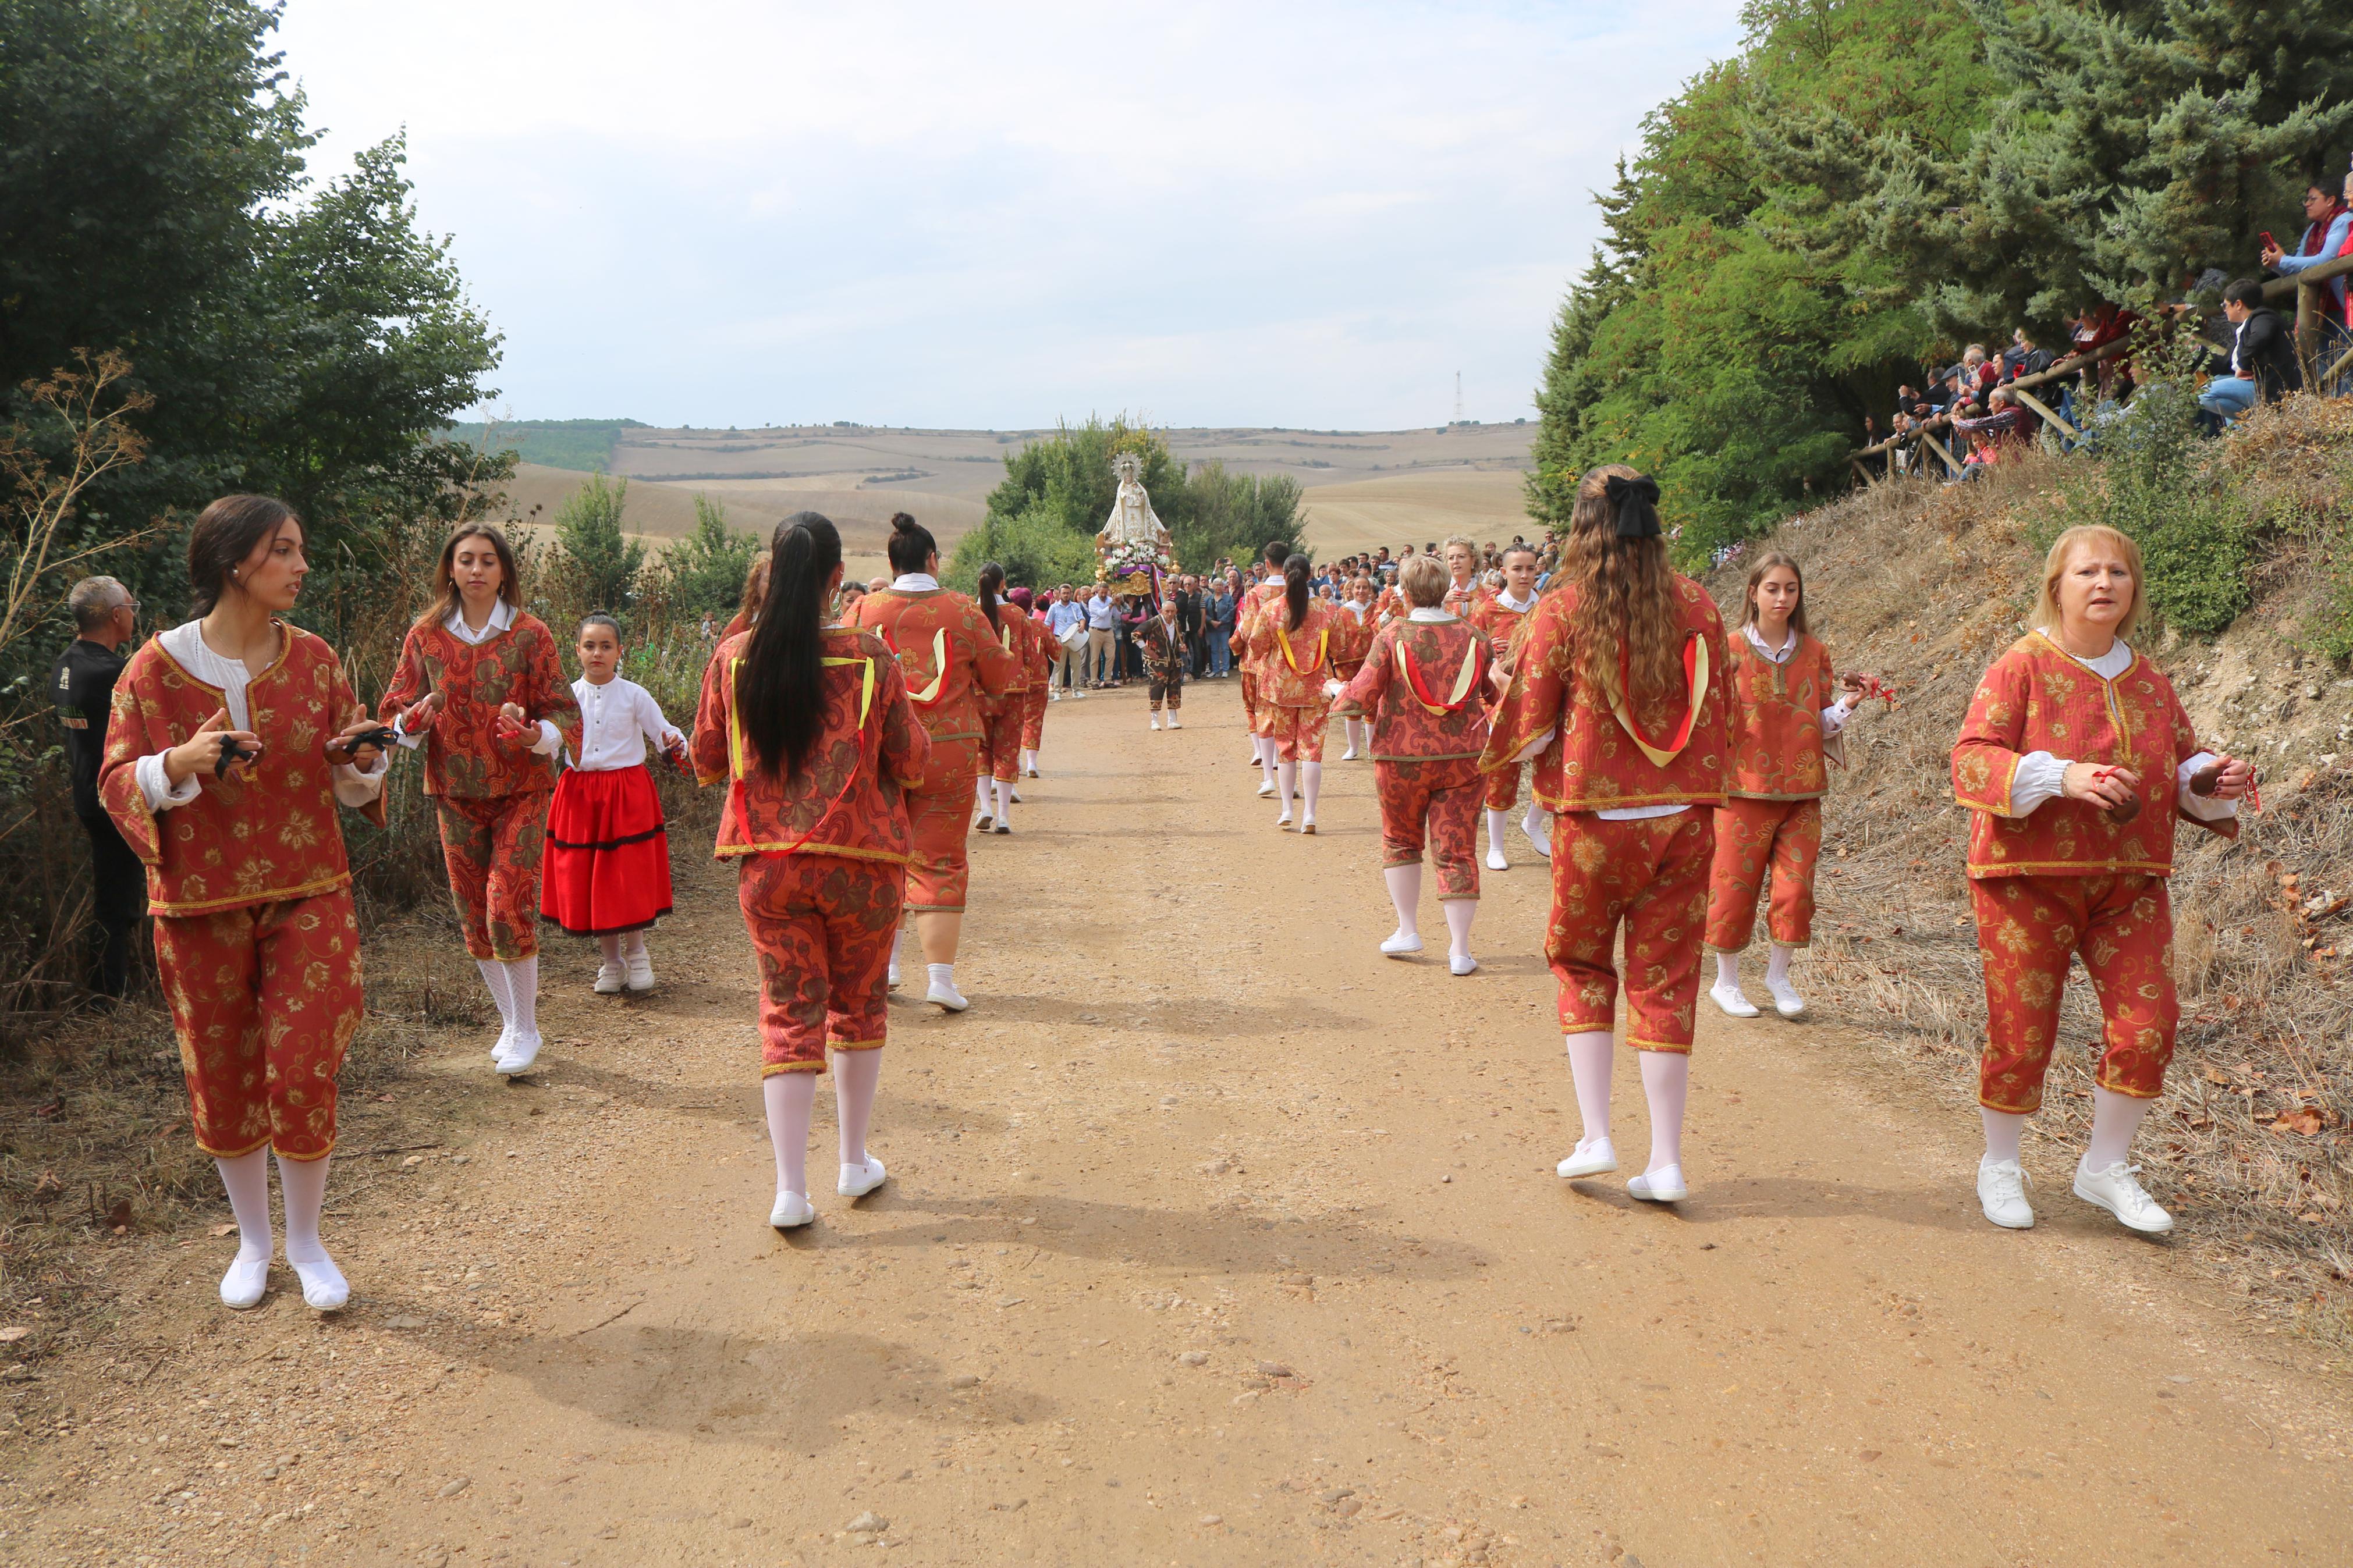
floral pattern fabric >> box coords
[1704,797,1820,952]
[1969,872,2177,1111]
[381,613,580,799]
[1547,809,1715,1051]
[1725,631,1836,800]
[1376,758,1482,900]
[1332,618,1493,762]
[435,794,551,961]
[846,588,1018,745]
[737,851,904,1072]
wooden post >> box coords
[1919,428,1963,477]
[2297,279,2319,392]
[2325,340,2353,390]
[1851,457,1875,489]
[2005,386,2078,440]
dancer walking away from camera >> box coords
[1007,586,1053,776]
[1951,524,2248,1236]
[1244,554,1348,832]
[693,513,928,1229]
[382,523,580,1077]
[970,563,1033,833]
[1468,542,1547,869]
[542,613,688,995]
[1704,552,1868,1022]
[1482,466,1731,1205]
[1233,540,1293,797]
[1329,581,1375,760]
[1329,553,1496,974]
[846,514,1017,1011]
[101,495,394,1311]
[1136,590,1190,730]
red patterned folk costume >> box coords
[100,625,383,1160]
[1481,577,1733,1050]
[1233,579,1288,734]
[1704,628,1842,954]
[1016,607,1055,754]
[693,628,929,1071]
[1951,632,2236,1112]
[1334,614,1495,900]
[978,607,1039,784]
[844,581,1017,912]
[1467,589,1538,811]
[381,609,580,961]
[1244,596,1349,762]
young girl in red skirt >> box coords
[543,614,688,994]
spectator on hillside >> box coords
[2001,326,2054,383]
[52,575,145,1000]
[1955,387,2032,443]
[2262,176,2352,328]
[2198,278,2302,431]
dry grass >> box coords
[1712,425,2353,1347]
[1296,468,1536,559]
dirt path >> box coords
[10,681,2352,1567]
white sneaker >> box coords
[1449,953,1478,976]
[287,1248,349,1311]
[1275,809,1293,829]
[1165,714,1181,730]
[1300,817,1316,835]
[1486,845,1509,872]
[887,959,900,990]
[1257,778,1277,798]
[2073,1161,2173,1234]
[1556,1138,1617,1178]
[624,951,655,991]
[219,1254,270,1310]
[496,1032,542,1075]
[1709,982,1761,1019]
[770,1190,815,1229]
[992,820,1011,835]
[1151,716,1162,731]
[974,813,993,833]
[1340,746,1358,761]
[1522,809,1553,860]
[592,962,624,995]
[1379,929,1424,957]
[1978,1158,2035,1229]
[1627,1165,1687,1203]
[489,1022,513,1062]
[927,977,970,1013]
[1764,976,1805,1018]
[839,1157,888,1198]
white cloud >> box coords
[275,0,1744,427]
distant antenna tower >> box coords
[1453,372,1463,424]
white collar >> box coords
[1495,589,1534,612]
[2040,630,2132,679]
[891,573,939,592]
[1407,607,1458,623]
[448,598,516,639]
[1742,623,1797,662]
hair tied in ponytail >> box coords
[1605,474,1662,539]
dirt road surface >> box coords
[9,682,2350,1567]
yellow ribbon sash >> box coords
[886,628,950,706]
[1610,633,1710,769]
[1395,636,1485,714]
[1276,624,1328,677]
[724,653,877,855]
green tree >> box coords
[548,472,644,617]
[658,494,761,620]
[1173,461,1303,569]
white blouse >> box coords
[569,675,683,772]
[136,621,389,812]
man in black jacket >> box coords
[51,575,145,998]
[2199,278,2302,431]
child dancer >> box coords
[1705,552,1866,1021]
[1468,542,1547,869]
[543,613,688,994]
[1482,467,1731,1204]
[100,495,393,1310]
[1953,525,2247,1234]
[693,513,929,1227]
[382,522,580,1076]
[1243,553,1348,832]
[1329,553,1495,972]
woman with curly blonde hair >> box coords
[1481,465,1732,1203]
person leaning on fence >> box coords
[52,575,147,1000]
[2260,174,2352,331]
[2197,278,2301,431]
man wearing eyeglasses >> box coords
[52,575,145,1000]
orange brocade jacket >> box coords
[1234,581,1289,670]
[98,626,386,917]
[691,628,929,863]
[1333,617,1493,762]
[1478,575,1732,813]
[1244,598,1350,707]
[844,587,1017,744]
[379,613,580,798]
[1950,631,2235,879]
[1725,630,1837,801]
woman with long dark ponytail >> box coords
[1481,465,1732,1205]
[969,561,1039,833]
[845,514,1018,1011]
[1242,552,1349,831]
[691,513,929,1229]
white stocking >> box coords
[1486,808,1510,851]
[1442,898,1475,959]
[1383,863,1422,938]
[975,776,992,812]
[597,934,624,966]
[623,929,647,959]
[1981,1107,2027,1165]
[764,1072,817,1200]
[2084,1087,2153,1172]
[1639,1050,1689,1175]
[276,1151,346,1306]
[1766,944,1794,987]
[475,958,514,1025]
[1713,951,1742,990]
[216,1148,272,1264]
[1276,760,1297,816]
[1258,737,1278,784]
[1353,717,1369,752]
[833,1048,883,1168]
[1299,760,1322,822]
[1021,748,1037,774]
[993,777,1013,823]
[503,955,539,1040]
[1565,1031,1614,1149]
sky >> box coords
[274,1,1747,431]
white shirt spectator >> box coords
[568,675,683,772]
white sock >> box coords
[1299,760,1322,821]
[1442,898,1475,959]
[1766,943,1794,988]
[1639,1050,1689,1175]
[765,1072,816,1199]
[1565,1031,1614,1148]
[890,929,903,976]
[1486,808,1510,849]
[215,1148,272,1264]
[504,955,538,1039]
[1351,718,1368,752]
[928,962,954,990]
[833,1047,882,1168]
[276,1151,345,1303]
[1383,863,1422,937]
[476,958,515,1024]
[1714,952,1742,991]
[1981,1107,2027,1166]
[597,934,623,966]
[993,778,1012,822]
[1276,760,1297,817]
[1021,749,1037,773]
[975,777,992,812]
[2084,1087,2153,1171]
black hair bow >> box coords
[1605,473,1662,539]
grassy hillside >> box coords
[1714,399,2353,1345]
[445,418,647,472]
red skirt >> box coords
[541,765,673,934]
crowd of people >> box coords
[1866,162,2353,479]
[49,474,2253,1354]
